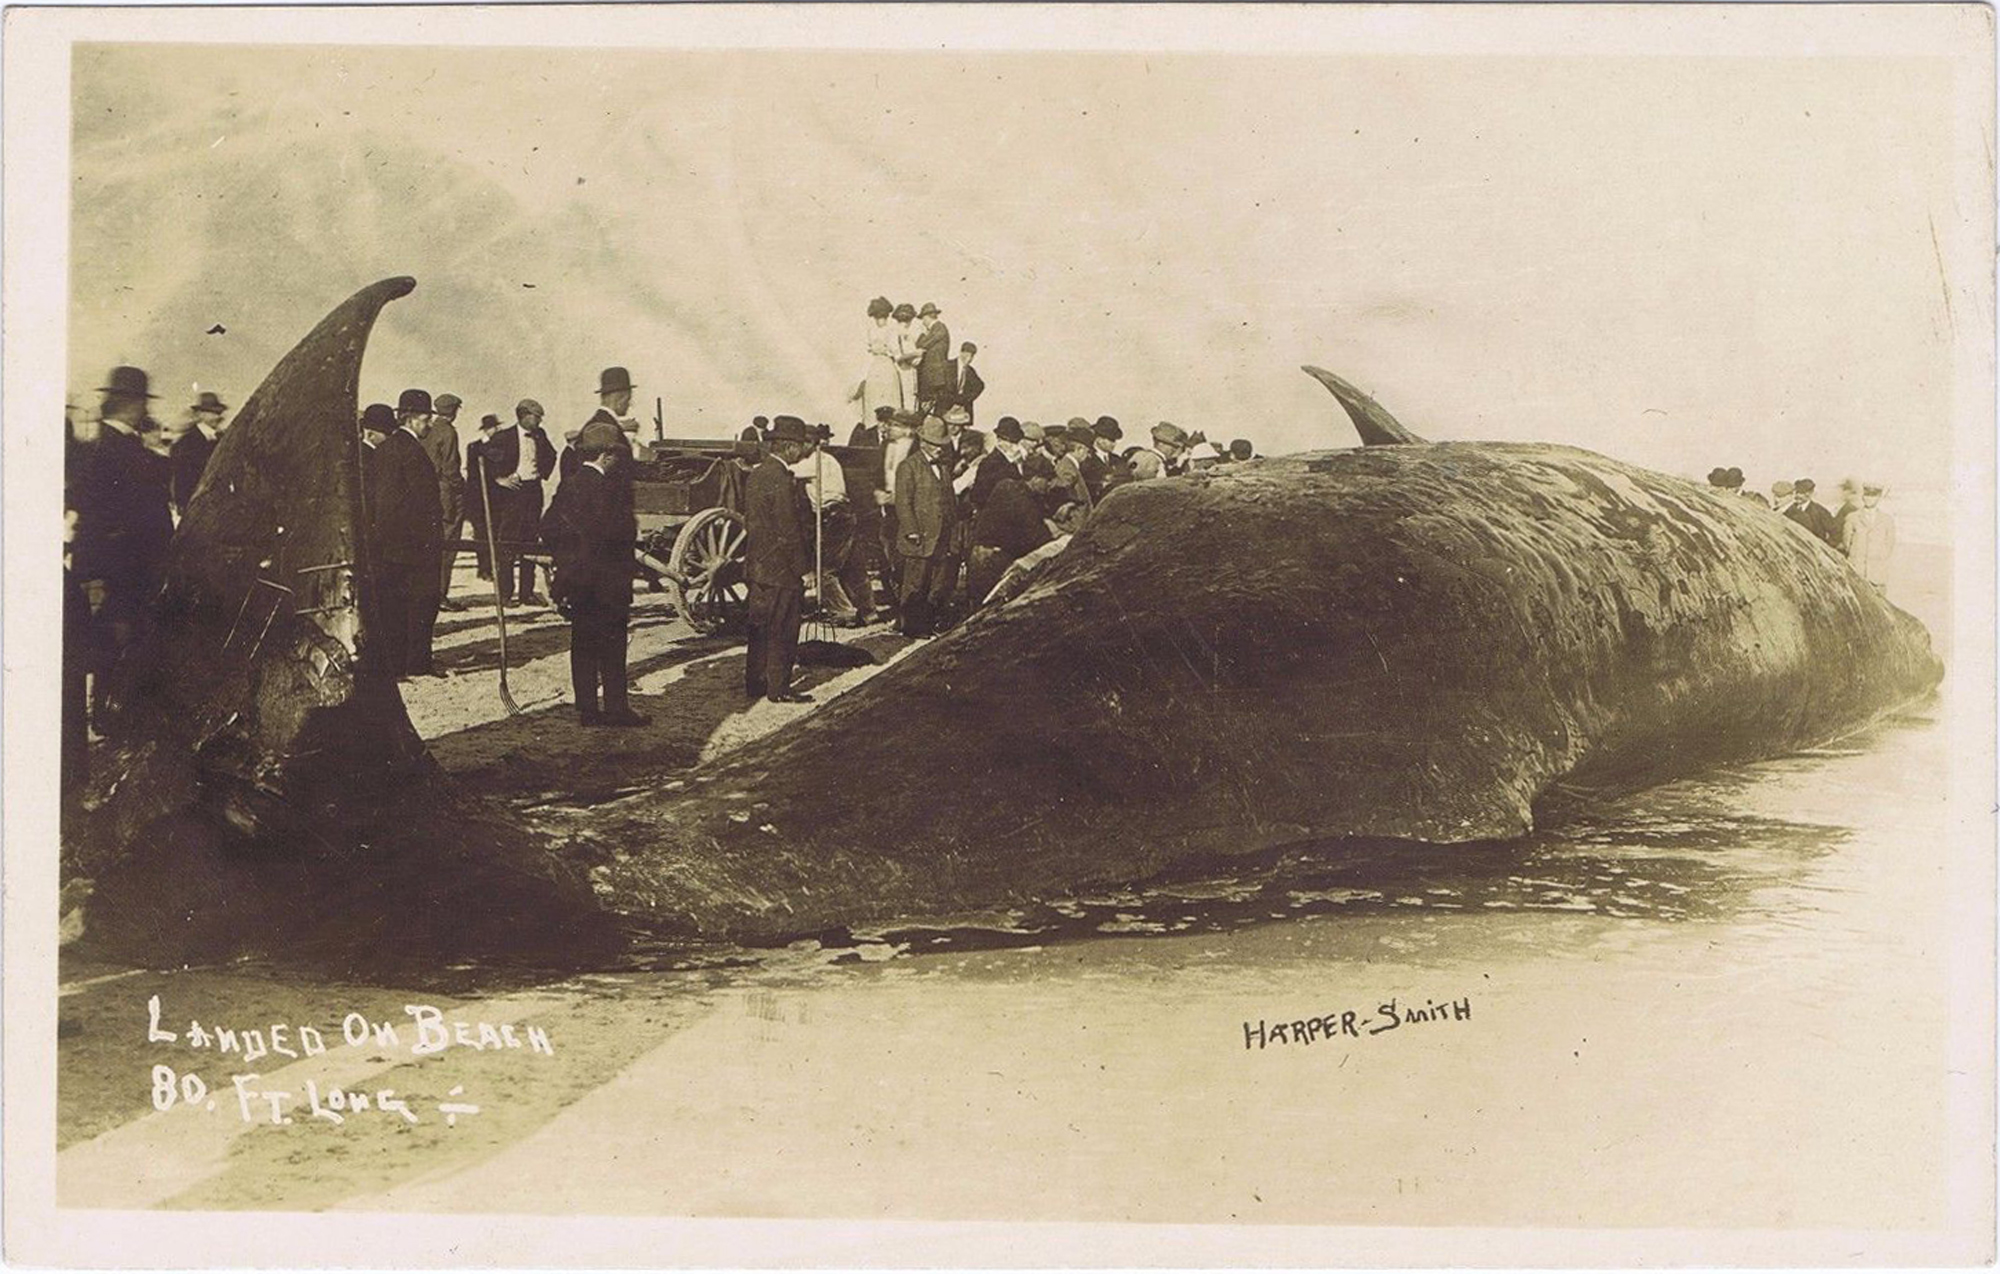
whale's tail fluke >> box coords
[1301,365,1430,446]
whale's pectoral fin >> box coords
[1302,365,1430,446]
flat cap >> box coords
[432,393,462,416]
[576,420,624,457]
[515,398,545,418]
[1151,421,1188,447]
[1020,420,1045,441]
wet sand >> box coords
[56,540,1969,1229]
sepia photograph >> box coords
[4,3,1994,1266]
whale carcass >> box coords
[69,279,1944,965]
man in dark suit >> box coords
[72,366,175,732]
[465,413,500,580]
[895,414,962,637]
[543,420,646,726]
[363,398,444,678]
[937,342,985,425]
[914,303,953,412]
[744,415,814,703]
[849,404,893,450]
[1784,477,1841,549]
[481,398,558,605]
[1080,416,1132,505]
[169,390,230,517]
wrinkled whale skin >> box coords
[68,279,1943,962]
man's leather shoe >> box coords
[768,691,815,705]
[598,708,650,727]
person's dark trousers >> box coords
[967,546,1015,610]
[745,581,803,699]
[570,603,631,718]
[879,506,904,607]
[407,564,442,672]
[898,554,942,636]
[370,563,418,678]
[62,646,89,792]
[824,504,873,621]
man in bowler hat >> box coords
[744,415,815,703]
[71,365,175,731]
[544,420,646,726]
[366,396,444,678]
[895,415,963,637]
[170,390,230,516]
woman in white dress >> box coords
[862,296,902,420]
[890,302,921,410]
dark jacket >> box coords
[847,422,885,450]
[937,361,985,424]
[478,424,558,542]
[72,426,175,593]
[895,448,959,558]
[169,428,219,514]
[1079,448,1130,505]
[543,461,636,611]
[915,320,953,404]
[1784,499,1840,548]
[744,455,810,587]
[968,449,1021,510]
[368,428,445,567]
[972,474,1052,559]
[416,419,464,529]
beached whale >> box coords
[69,278,1944,965]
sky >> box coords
[69,44,1971,495]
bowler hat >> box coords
[479,413,502,430]
[1151,421,1188,447]
[993,418,1024,443]
[1794,478,1816,493]
[892,303,916,321]
[1723,467,1745,488]
[576,420,624,457]
[191,391,229,415]
[919,302,940,318]
[1707,467,1731,486]
[396,388,433,415]
[1229,439,1254,460]
[432,393,462,418]
[515,398,544,418]
[867,296,892,319]
[597,366,635,395]
[769,415,814,444]
[1092,417,1122,441]
[98,366,156,399]
[918,416,950,445]
[360,403,397,434]
[942,405,971,426]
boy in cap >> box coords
[423,392,467,612]
[745,416,816,702]
[543,420,646,726]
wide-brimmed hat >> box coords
[993,418,1024,443]
[892,303,916,321]
[942,405,971,426]
[867,296,893,319]
[359,403,397,434]
[769,415,814,444]
[515,398,544,418]
[576,420,625,456]
[477,413,501,431]
[919,302,941,318]
[918,416,949,445]
[98,366,156,399]
[597,366,635,395]
[432,393,462,418]
[191,391,228,415]
[396,388,433,415]
[1151,421,1188,447]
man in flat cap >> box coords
[936,339,984,425]
[745,415,816,702]
[421,392,468,613]
[368,395,445,678]
[170,390,230,517]
[895,415,963,637]
[914,303,953,413]
[71,366,174,731]
[482,398,558,606]
[1130,421,1189,481]
[543,420,646,727]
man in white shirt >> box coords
[790,431,868,624]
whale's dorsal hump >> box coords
[1301,365,1430,446]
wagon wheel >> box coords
[668,507,748,635]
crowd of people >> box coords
[1704,466,1898,588]
[58,331,1904,772]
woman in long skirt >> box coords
[891,302,921,410]
[863,296,903,420]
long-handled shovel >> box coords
[798,448,872,669]
[475,456,523,715]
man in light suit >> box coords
[480,398,559,605]
[744,415,815,703]
[895,415,962,638]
